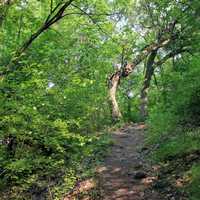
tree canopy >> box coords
[0,0,200,199]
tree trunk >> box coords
[107,38,172,120]
[109,71,122,121]
[140,50,157,119]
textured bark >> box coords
[108,39,171,120]
[129,38,170,72]
[139,47,189,118]
[109,71,122,120]
[140,50,157,118]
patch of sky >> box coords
[47,81,55,89]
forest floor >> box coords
[64,124,188,200]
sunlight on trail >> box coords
[94,124,163,200]
[64,178,96,200]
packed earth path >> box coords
[95,123,164,200]
[64,124,185,200]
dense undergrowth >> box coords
[1,0,200,199]
[147,56,200,200]
[0,51,113,199]
[0,1,116,198]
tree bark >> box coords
[108,71,122,121]
[108,38,171,120]
[140,50,157,119]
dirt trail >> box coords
[65,124,180,200]
[95,123,163,200]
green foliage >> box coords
[1,0,200,199]
[186,164,200,200]
[147,56,200,142]
[0,0,124,198]
[151,130,200,161]
[147,56,200,199]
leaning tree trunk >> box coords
[107,22,188,120]
[108,71,122,121]
[140,50,157,119]
[107,38,172,120]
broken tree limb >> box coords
[131,38,171,67]
[108,38,171,120]
[108,71,122,120]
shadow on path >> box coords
[95,124,162,200]
[64,124,167,200]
